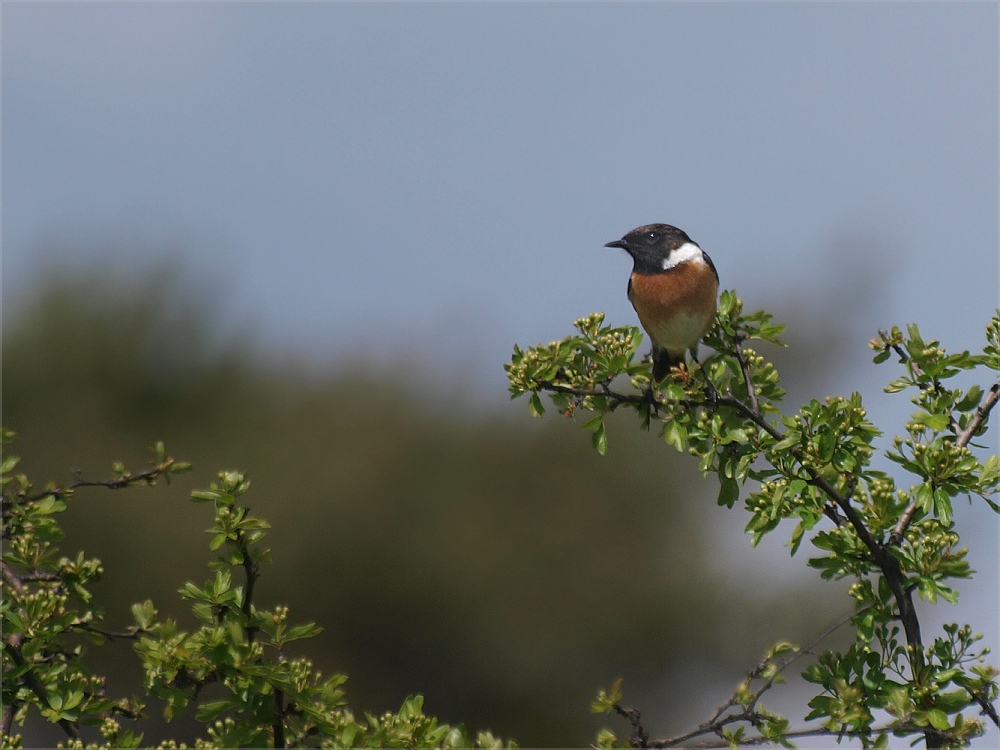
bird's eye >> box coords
[646,232,658,242]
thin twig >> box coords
[612,703,649,748]
[535,379,648,409]
[648,607,859,748]
[15,460,176,506]
[733,341,760,414]
[668,723,908,748]
[236,528,260,644]
[69,622,146,642]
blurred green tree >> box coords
[3,264,833,746]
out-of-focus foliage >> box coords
[2,267,836,746]
[2,440,517,748]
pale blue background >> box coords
[4,3,998,746]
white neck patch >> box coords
[662,241,704,271]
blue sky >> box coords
[6,3,996,380]
[4,3,998,745]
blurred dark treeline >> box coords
[2,257,857,746]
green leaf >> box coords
[718,476,740,508]
[926,708,950,730]
[933,487,953,524]
[662,419,687,452]
[912,410,950,432]
[284,622,323,642]
[956,385,983,411]
[915,482,933,512]
[592,421,608,456]
[981,454,999,486]
[528,392,545,418]
[131,600,157,629]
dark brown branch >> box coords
[1,562,25,595]
[1,703,13,741]
[69,622,145,642]
[3,642,79,741]
[16,460,177,506]
[956,379,1000,449]
[972,689,1000,728]
[664,723,918,748]
[236,528,260,644]
[273,687,286,748]
[535,379,648,409]
[612,703,648,748]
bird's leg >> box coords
[640,381,660,429]
[641,348,660,411]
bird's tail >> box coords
[651,348,681,383]
[652,345,701,382]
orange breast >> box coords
[628,261,718,355]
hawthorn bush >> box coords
[1,436,514,749]
[3,296,998,748]
[506,294,999,748]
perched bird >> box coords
[606,223,719,382]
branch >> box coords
[679,613,856,745]
[1,561,25,595]
[612,703,648,748]
[972,689,1000,729]
[664,723,907,748]
[534,379,648,410]
[273,687,286,748]
[956,379,1000,449]
[15,459,178,506]
[1,703,13,742]
[733,340,760,414]
[3,642,79,741]
[69,621,146,642]
[235,527,260,644]
[610,608,860,748]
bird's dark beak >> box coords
[605,239,629,250]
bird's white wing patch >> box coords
[662,241,705,271]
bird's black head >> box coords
[605,223,695,274]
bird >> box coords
[605,223,719,383]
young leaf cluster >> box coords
[1,433,515,749]
[1,433,190,748]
